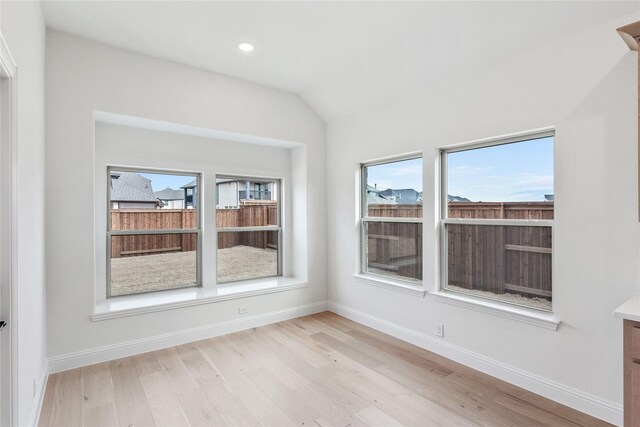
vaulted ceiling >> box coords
[41,1,639,122]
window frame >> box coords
[215,174,283,283]
[106,166,202,298]
[439,129,555,311]
[360,153,424,286]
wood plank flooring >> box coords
[38,312,611,427]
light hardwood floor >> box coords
[38,312,611,427]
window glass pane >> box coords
[364,222,422,283]
[110,170,198,229]
[216,177,279,227]
[364,158,422,218]
[110,233,197,296]
[446,137,554,219]
[217,230,279,283]
[445,223,552,311]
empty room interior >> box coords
[2,1,640,426]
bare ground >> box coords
[110,246,277,296]
[447,285,552,311]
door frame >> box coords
[0,32,18,427]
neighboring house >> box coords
[181,179,198,208]
[448,194,472,202]
[154,187,185,209]
[545,194,554,202]
[379,188,421,205]
[217,180,240,209]
[216,178,276,209]
[239,180,273,201]
[366,185,397,205]
[110,172,160,209]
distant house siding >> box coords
[114,201,157,209]
[217,181,239,208]
[160,199,184,209]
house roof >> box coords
[110,172,158,202]
[379,188,420,205]
[181,179,197,189]
[367,193,397,205]
[154,187,184,200]
[448,194,471,202]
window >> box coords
[361,155,423,284]
[441,131,554,311]
[107,168,201,297]
[216,176,281,283]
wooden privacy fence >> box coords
[110,202,278,258]
[367,202,553,299]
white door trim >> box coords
[0,32,18,427]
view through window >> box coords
[442,133,554,311]
[216,176,281,284]
[361,156,423,284]
[108,169,200,297]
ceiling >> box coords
[41,1,639,122]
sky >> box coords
[365,137,553,202]
[446,136,553,202]
[366,157,423,192]
[140,173,195,192]
[136,137,552,201]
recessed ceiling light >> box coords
[238,42,255,52]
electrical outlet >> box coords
[32,379,36,398]
[436,323,445,338]
[238,306,249,315]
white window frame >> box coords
[360,154,424,286]
[439,129,554,311]
[215,175,283,284]
[106,166,202,298]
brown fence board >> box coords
[111,202,278,258]
[367,202,553,298]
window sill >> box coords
[429,290,559,330]
[353,273,426,297]
[92,277,308,321]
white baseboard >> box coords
[49,301,327,373]
[27,364,48,427]
[328,301,623,427]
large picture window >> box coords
[441,131,554,311]
[216,176,281,284]
[361,156,423,284]
[107,168,201,297]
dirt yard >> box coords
[110,245,277,296]
[447,285,552,311]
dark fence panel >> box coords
[111,202,278,258]
[367,202,553,298]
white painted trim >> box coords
[429,290,559,330]
[93,279,308,321]
[353,273,426,297]
[440,126,555,153]
[28,365,48,427]
[327,301,622,426]
[51,301,327,373]
[0,32,18,427]
[0,35,16,78]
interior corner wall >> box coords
[326,11,639,423]
[1,1,47,425]
[45,32,326,360]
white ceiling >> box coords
[41,1,639,122]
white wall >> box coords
[327,11,639,424]
[46,32,326,360]
[0,2,47,426]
